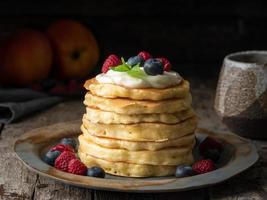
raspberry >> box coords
[199,137,223,156]
[51,144,74,153]
[192,159,215,174]
[157,57,171,71]
[67,159,87,175]
[138,51,152,61]
[54,151,76,172]
[101,54,121,73]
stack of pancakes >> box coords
[78,78,197,177]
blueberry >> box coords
[127,55,144,67]
[143,58,164,75]
[87,166,105,178]
[43,150,61,166]
[60,138,76,149]
[203,149,221,162]
[175,165,195,178]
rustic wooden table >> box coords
[0,78,266,200]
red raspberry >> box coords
[138,51,152,61]
[192,159,215,174]
[101,54,122,73]
[199,137,223,156]
[67,159,87,175]
[51,144,74,153]
[157,57,171,71]
[54,151,76,172]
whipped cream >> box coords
[96,69,182,88]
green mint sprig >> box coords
[111,57,146,79]
[111,64,130,72]
[110,57,129,71]
[127,64,146,78]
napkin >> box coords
[0,88,63,124]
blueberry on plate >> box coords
[87,166,105,178]
[143,58,164,75]
[43,150,61,166]
[60,138,76,149]
[175,165,195,178]
[127,55,144,67]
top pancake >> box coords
[84,78,190,101]
[84,92,192,115]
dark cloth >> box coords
[0,88,63,124]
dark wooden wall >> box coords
[1,0,267,78]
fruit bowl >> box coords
[14,121,258,193]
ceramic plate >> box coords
[14,121,258,193]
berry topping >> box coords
[157,57,171,71]
[138,51,152,61]
[87,166,105,178]
[51,144,74,153]
[127,55,144,67]
[59,138,77,149]
[102,54,122,73]
[54,151,76,172]
[43,150,61,166]
[175,165,195,178]
[143,58,164,75]
[192,159,215,174]
[199,137,223,157]
[67,159,87,175]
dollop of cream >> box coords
[96,69,182,88]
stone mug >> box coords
[215,51,267,139]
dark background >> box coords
[1,0,267,78]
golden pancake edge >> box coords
[85,107,196,124]
[84,78,190,100]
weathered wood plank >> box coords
[153,189,209,200]
[34,176,92,200]
[94,188,208,200]
[0,100,88,200]
[0,123,38,200]
[94,191,154,200]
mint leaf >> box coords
[111,64,130,72]
[111,57,131,72]
[127,64,146,78]
[111,60,146,78]
[131,63,141,70]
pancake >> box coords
[82,131,196,151]
[85,107,195,124]
[84,92,192,115]
[84,78,190,101]
[82,116,197,141]
[78,151,177,177]
[79,135,194,165]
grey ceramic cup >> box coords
[215,51,267,139]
